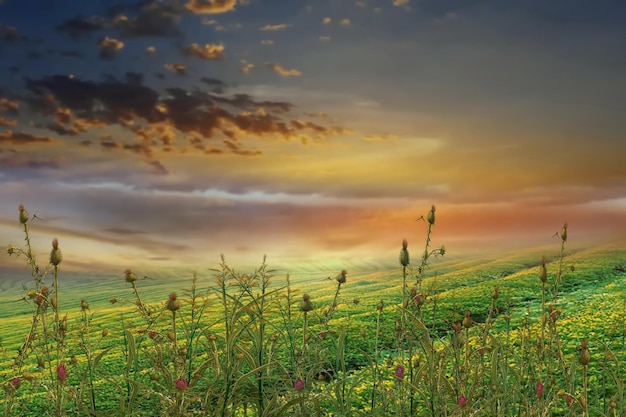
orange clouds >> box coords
[99,37,124,60]
[185,0,237,14]
[266,63,302,77]
[184,42,225,59]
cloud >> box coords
[1,25,18,42]
[183,43,224,59]
[260,39,274,45]
[393,0,410,6]
[266,63,302,77]
[99,37,124,60]
[319,35,331,42]
[164,63,188,74]
[0,154,64,169]
[322,17,331,25]
[112,1,184,38]
[0,117,16,126]
[185,0,238,14]
[0,130,54,145]
[56,15,106,39]
[240,61,254,74]
[0,98,19,114]
[146,46,156,54]
[339,19,351,26]
[259,23,292,31]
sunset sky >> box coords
[1,0,625,277]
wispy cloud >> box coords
[259,23,292,31]
[266,63,302,77]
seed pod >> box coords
[579,339,591,366]
[299,294,313,312]
[124,269,137,283]
[166,293,182,312]
[561,223,568,242]
[491,287,499,300]
[462,311,473,329]
[102,328,109,338]
[376,300,384,312]
[50,238,63,266]
[81,299,89,311]
[427,205,436,225]
[399,239,409,267]
[19,204,29,224]
[335,270,347,284]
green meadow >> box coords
[2,206,626,416]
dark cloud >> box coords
[0,154,63,169]
[1,25,18,42]
[0,130,54,145]
[56,15,106,39]
[19,72,352,160]
[99,37,124,60]
[111,0,185,38]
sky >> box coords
[1,0,625,277]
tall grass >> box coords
[1,204,624,416]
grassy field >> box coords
[2,209,626,416]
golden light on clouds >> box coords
[266,63,302,77]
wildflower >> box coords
[50,238,62,266]
[491,286,499,300]
[462,311,473,329]
[166,292,182,312]
[335,270,347,284]
[57,364,68,381]
[124,268,137,283]
[294,379,305,391]
[318,331,327,340]
[10,377,20,390]
[395,365,405,380]
[6,245,15,255]
[151,373,159,381]
[81,299,89,311]
[41,286,49,296]
[167,332,176,341]
[19,204,29,224]
[175,378,188,390]
[457,395,467,407]
[535,381,544,398]
[109,297,118,304]
[579,339,591,366]
[539,256,547,283]
[561,222,568,242]
[149,331,158,339]
[299,294,313,312]
[427,205,436,225]
[101,328,109,338]
[50,295,57,309]
[399,239,409,266]
[376,300,384,312]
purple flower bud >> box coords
[395,365,405,380]
[294,379,305,391]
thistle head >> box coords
[19,204,29,224]
[166,292,182,312]
[427,205,436,225]
[299,294,313,312]
[335,270,347,284]
[50,238,62,266]
[175,378,188,390]
[124,268,137,283]
[293,379,305,391]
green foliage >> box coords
[2,206,626,416]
